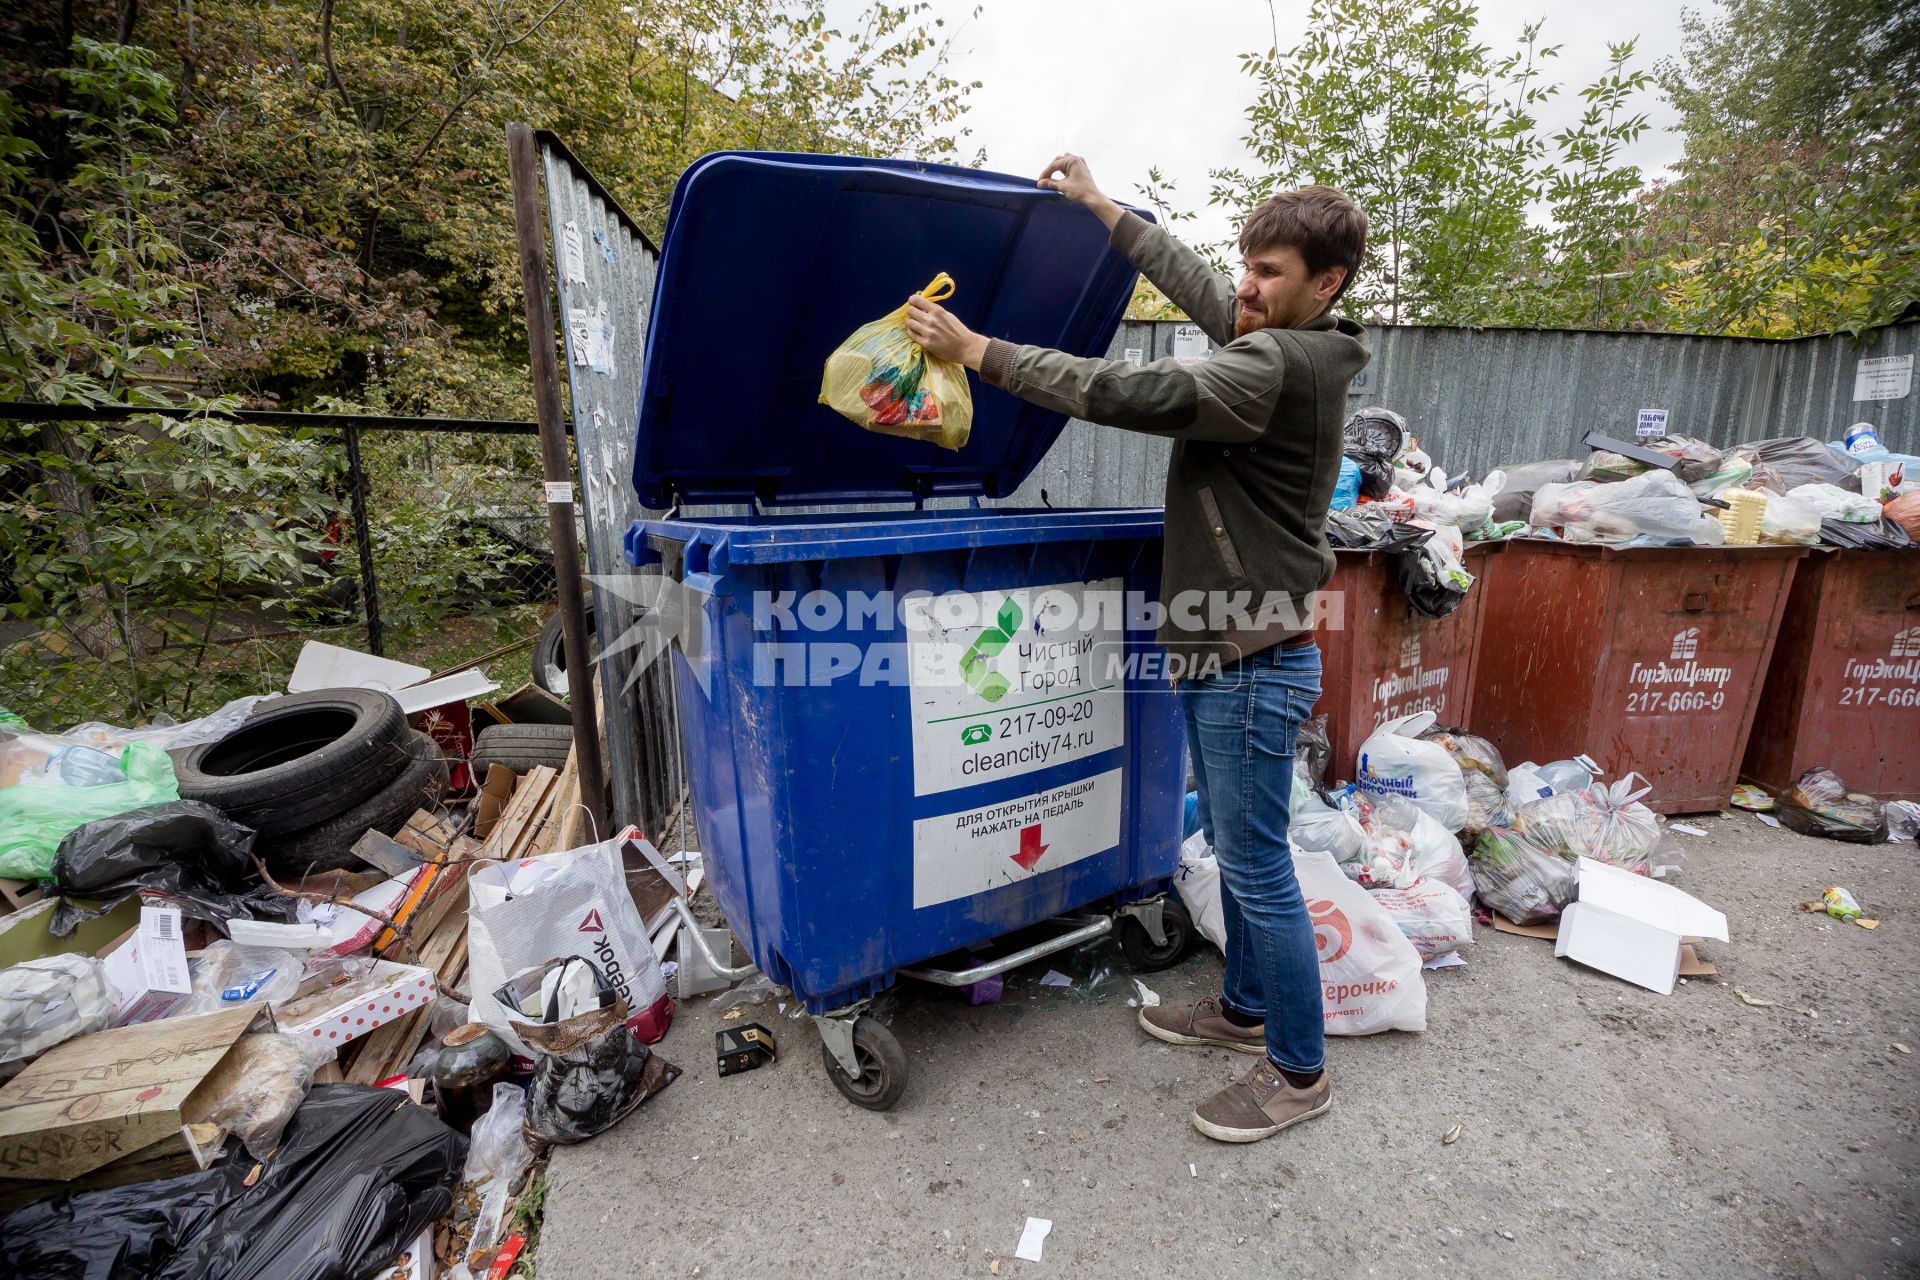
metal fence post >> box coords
[342,420,384,656]
[506,122,610,839]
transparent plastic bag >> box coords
[1532,469,1723,545]
[0,740,179,881]
[0,954,114,1064]
[185,1032,315,1161]
[1468,817,1580,925]
[1417,726,1508,834]
[449,1083,536,1280]
[1294,713,1331,788]
[1785,483,1881,523]
[819,272,973,450]
[1777,766,1889,843]
[174,942,302,1018]
[1760,490,1822,545]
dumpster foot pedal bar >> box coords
[1118,897,1168,947]
[898,914,1113,988]
[666,897,759,982]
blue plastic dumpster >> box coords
[625,153,1188,1108]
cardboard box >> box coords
[98,905,193,1026]
[0,1004,263,1188]
[276,960,437,1051]
[1553,858,1729,995]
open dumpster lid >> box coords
[632,151,1146,508]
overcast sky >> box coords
[903,0,1694,246]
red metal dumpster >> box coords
[1472,541,1806,814]
[1314,542,1500,773]
[1741,549,1920,802]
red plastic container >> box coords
[1742,549,1920,802]
[1472,541,1806,814]
[1313,542,1500,773]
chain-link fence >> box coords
[0,405,571,733]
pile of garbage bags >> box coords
[1502,428,1919,550]
[1183,710,1678,955]
[1332,405,1919,560]
[1329,408,1506,619]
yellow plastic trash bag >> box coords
[819,273,974,451]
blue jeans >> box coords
[1181,642,1325,1074]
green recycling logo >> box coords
[959,598,1023,703]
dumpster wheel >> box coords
[819,1016,908,1111]
[1118,898,1194,972]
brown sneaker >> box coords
[1137,995,1265,1054]
[1190,1060,1332,1143]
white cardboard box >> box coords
[277,960,437,1051]
[1554,857,1729,995]
[99,905,193,1026]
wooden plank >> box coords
[502,771,561,860]
[479,766,556,860]
[535,747,580,856]
[395,809,459,860]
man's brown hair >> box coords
[1237,185,1368,308]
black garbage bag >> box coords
[0,1084,466,1280]
[1325,506,1433,553]
[1393,547,1467,619]
[1817,516,1915,550]
[1294,714,1331,789]
[48,801,298,938]
[1731,436,1860,492]
[1490,459,1579,524]
[1342,407,1406,499]
[1776,767,1889,843]
[518,1002,678,1146]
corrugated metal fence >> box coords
[999,319,1919,508]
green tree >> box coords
[1,40,338,723]
[1644,0,1920,336]
[1206,0,1570,324]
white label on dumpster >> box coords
[912,768,1123,908]
[1853,354,1912,402]
[906,578,1125,796]
[1635,408,1668,439]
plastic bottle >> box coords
[53,745,125,787]
[1844,423,1884,456]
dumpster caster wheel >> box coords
[820,1017,908,1111]
[1119,898,1193,972]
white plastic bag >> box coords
[1290,776,1367,863]
[1532,469,1724,545]
[1294,850,1427,1035]
[1346,794,1474,900]
[1173,831,1226,953]
[1367,880,1473,961]
[1355,711,1469,831]
[1785,482,1880,522]
[468,834,672,1059]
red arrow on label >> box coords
[1010,823,1049,872]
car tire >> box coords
[173,688,410,836]
[532,601,597,699]
[470,723,575,776]
[261,733,450,874]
